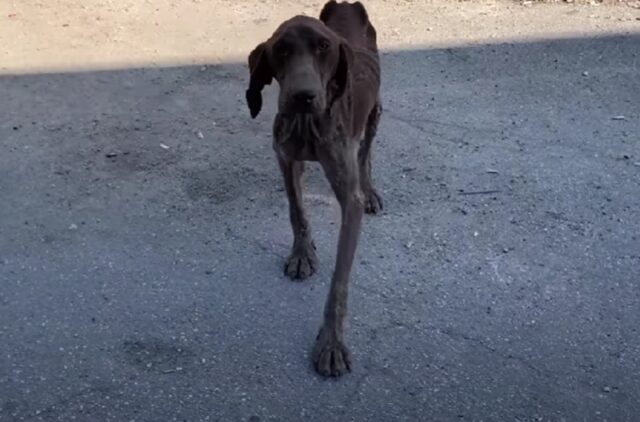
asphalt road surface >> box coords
[1,2,639,421]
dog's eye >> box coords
[318,40,330,52]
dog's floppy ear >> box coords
[330,41,354,106]
[246,42,273,119]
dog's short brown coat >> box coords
[246,0,382,377]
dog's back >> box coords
[320,1,380,138]
[319,1,378,53]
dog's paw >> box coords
[312,326,351,378]
[364,188,383,215]
[284,244,318,280]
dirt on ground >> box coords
[1,0,638,73]
[1,1,639,421]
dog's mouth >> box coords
[280,91,325,116]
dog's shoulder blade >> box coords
[352,48,380,86]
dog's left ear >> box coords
[246,42,273,118]
[330,41,354,105]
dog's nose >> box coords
[293,90,316,105]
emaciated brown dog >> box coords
[245,0,382,377]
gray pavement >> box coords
[1,34,639,421]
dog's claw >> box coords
[313,326,351,378]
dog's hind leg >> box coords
[358,101,383,214]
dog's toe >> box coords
[284,247,318,280]
[364,188,383,215]
[312,326,352,378]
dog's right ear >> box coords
[246,42,273,119]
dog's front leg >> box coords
[313,144,364,377]
[278,158,318,280]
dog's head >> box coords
[245,15,353,119]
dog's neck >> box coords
[278,113,324,142]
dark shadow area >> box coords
[1,34,639,421]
